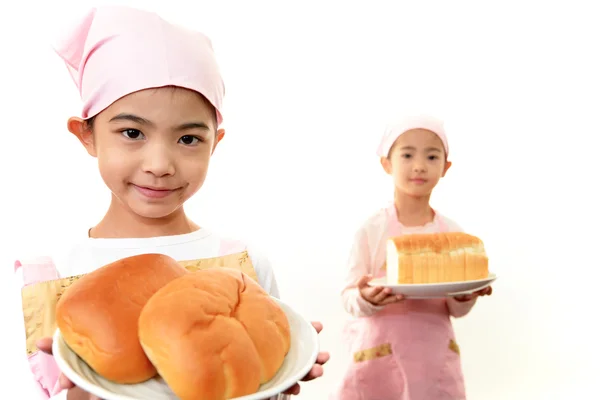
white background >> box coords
[1,1,598,399]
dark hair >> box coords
[84,116,96,131]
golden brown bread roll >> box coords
[386,232,488,284]
[55,253,188,383]
[138,268,291,400]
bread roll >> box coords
[138,268,291,400]
[386,232,488,284]
[55,253,188,383]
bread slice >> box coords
[386,232,488,284]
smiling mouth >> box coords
[139,185,176,191]
[132,184,181,199]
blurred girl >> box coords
[331,115,491,400]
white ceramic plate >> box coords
[52,297,319,400]
[368,273,497,299]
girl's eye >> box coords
[428,155,439,160]
[178,135,201,145]
[121,129,144,140]
[401,153,412,159]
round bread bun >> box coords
[55,253,188,384]
[138,268,291,400]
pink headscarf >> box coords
[376,115,450,159]
[53,6,225,125]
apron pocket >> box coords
[438,338,467,399]
[350,343,408,400]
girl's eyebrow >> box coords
[400,146,442,152]
[109,113,210,131]
[109,113,152,126]
[176,122,210,132]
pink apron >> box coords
[331,207,466,400]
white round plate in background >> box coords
[52,297,319,400]
[368,273,497,299]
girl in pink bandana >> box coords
[330,115,492,400]
[16,6,328,400]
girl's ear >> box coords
[380,156,393,175]
[441,160,452,177]
[211,128,225,154]
[67,117,97,157]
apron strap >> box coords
[15,257,61,399]
[433,210,450,232]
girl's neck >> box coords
[393,188,435,227]
[89,196,200,239]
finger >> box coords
[372,289,392,304]
[36,338,53,355]
[370,286,384,296]
[453,295,471,302]
[58,374,75,389]
[316,351,330,365]
[310,321,323,333]
[379,294,404,305]
[362,286,383,302]
[356,275,372,289]
[301,364,324,382]
[282,383,301,395]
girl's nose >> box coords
[141,144,176,177]
[413,163,426,173]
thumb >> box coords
[356,274,372,289]
[36,337,53,355]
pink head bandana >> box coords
[53,6,225,125]
[376,114,450,159]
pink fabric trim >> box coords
[15,257,60,286]
[17,258,62,399]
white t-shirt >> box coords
[17,228,281,298]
